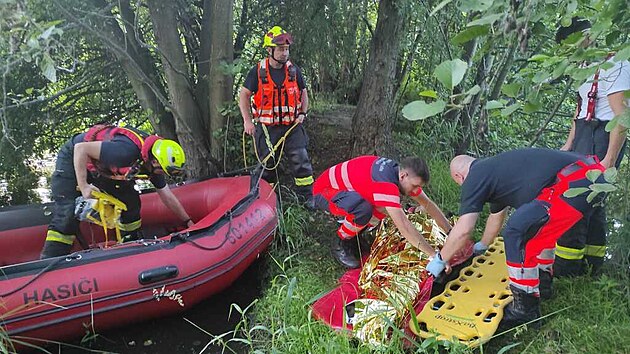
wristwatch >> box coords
[297,112,308,120]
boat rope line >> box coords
[172,168,265,251]
[177,211,235,251]
[0,254,77,298]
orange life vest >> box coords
[251,58,302,125]
[84,125,160,180]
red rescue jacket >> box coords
[313,156,418,209]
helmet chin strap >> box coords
[270,47,288,65]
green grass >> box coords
[209,157,630,353]
[218,204,479,353]
[241,207,630,353]
[483,274,630,354]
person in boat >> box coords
[238,26,315,209]
[311,155,452,269]
[555,17,629,277]
[40,125,195,259]
[430,148,608,331]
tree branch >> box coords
[528,80,573,146]
[0,74,90,113]
[53,1,174,113]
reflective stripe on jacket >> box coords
[313,156,407,208]
[252,58,302,126]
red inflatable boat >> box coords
[0,174,277,349]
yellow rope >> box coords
[242,121,300,171]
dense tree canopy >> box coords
[1,0,629,205]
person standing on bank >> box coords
[238,26,315,208]
[555,17,630,276]
[41,125,194,259]
[427,148,608,331]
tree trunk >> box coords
[233,0,248,59]
[72,0,177,139]
[147,0,213,177]
[489,40,517,100]
[117,0,177,139]
[463,52,494,154]
[351,0,404,156]
[208,0,234,167]
[197,0,212,139]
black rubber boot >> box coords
[331,237,361,269]
[40,241,73,259]
[356,227,376,254]
[303,195,316,211]
[295,184,315,210]
[497,285,541,332]
[539,270,553,300]
[553,257,585,277]
[584,255,604,277]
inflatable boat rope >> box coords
[0,171,264,300]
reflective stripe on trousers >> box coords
[507,261,540,294]
[45,229,76,245]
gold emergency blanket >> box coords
[352,213,450,346]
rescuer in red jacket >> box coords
[312,155,452,269]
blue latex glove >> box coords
[426,252,447,277]
[473,241,488,255]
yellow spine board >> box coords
[409,237,512,347]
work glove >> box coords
[473,241,488,256]
[426,251,447,277]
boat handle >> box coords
[138,265,179,285]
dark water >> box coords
[47,258,266,354]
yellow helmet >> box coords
[263,26,293,48]
[151,139,186,176]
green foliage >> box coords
[485,275,630,353]
[563,167,618,206]
[434,59,468,91]
[452,25,489,45]
[402,99,446,121]
[606,107,630,132]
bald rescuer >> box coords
[424,148,607,331]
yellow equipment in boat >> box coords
[409,237,512,347]
[76,191,127,245]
